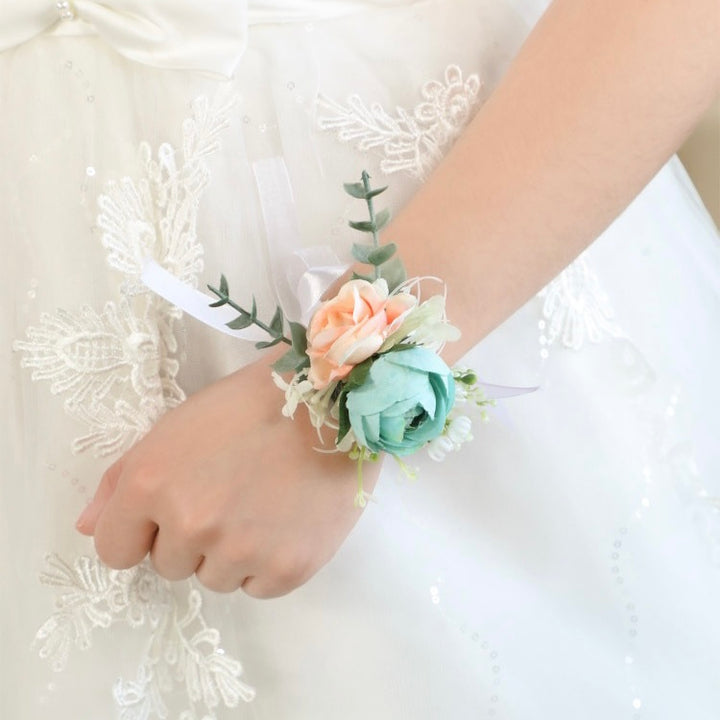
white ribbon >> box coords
[140,260,269,342]
[1,0,249,76]
[142,157,347,342]
[477,382,538,401]
[252,158,348,326]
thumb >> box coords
[76,460,122,536]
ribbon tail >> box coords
[141,260,269,342]
[478,382,540,400]
[253,158,348,325]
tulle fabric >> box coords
[2,1,720,718]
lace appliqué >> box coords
[15,95,255,717]
[538,255,623,353]
[14,96,228,457]
[318,64,481,181]
[36,555,255,719]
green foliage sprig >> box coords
[345,171,407,291]
[208,170,407,375]
[207,275,310,373]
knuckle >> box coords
[100,459,123,491]
[268,551,315,592]
[219,541,255,570]
[94,535,134,570]
[171,505,217,546]
[120,463,161,505]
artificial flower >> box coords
[343,346,455,456]
[306,278,416,389]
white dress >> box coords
[2,1,720,718]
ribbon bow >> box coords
[0,0,249,77]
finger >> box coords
[150,532,204,581]
[241,575,301,600]
[195,556,246,594]
[241,553,316,599]
[76,460,123,536]
[92,485,158,569]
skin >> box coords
[77,0,720,597]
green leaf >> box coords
[270,306,284,336]
[208,297,228,308]
[351,271,374,283]
[289,321,308,356]
[255,336,284,350]
[374,208,391,231]
[344,182,389,200]
[367,243,397,266]
[351,243,375,264]
[387,342,415,353]
[366,185,388,199]
[250,296,258,322]
[343,182,368,199]
[351,242,397,267]
[348,220,376,233]
[272,348,310,374]
[377,255,407,292]
[344,357,373,391]
[219,274,229,297]
[336,392,351,445]
[226,313,253,330]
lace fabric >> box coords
[14,95,254,720]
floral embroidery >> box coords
[538,255,623,351]
[14,298,173,457]
[36,555,255,719]
[318,64,482,180]
[15,94,254,718]
[14,95,229,457]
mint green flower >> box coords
[344,347,455,457]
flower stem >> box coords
[354,447,367,508]
[207,286,292,345]
[361,171,381,280]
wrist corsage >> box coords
[209,172,491,506]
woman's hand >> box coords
[75,356,377,598]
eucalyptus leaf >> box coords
[250,296,258,322]
[208,297,228,308]
[219,274,229,297]
[349,220,376,233]
[270,306,284,336]
[255,336,284,350]
[226,313,253,330]
[343,182,368,199]
[378,255,407,292]
[366,185,388,199]
[351,243,376,264]
[351,271,374,283]
[366,243,397,266]
[374,208,391,231]
[273,349,309,374]
[289,321,308,355]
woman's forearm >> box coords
[388,0,719,361]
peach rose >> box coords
[307,279,417,389]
